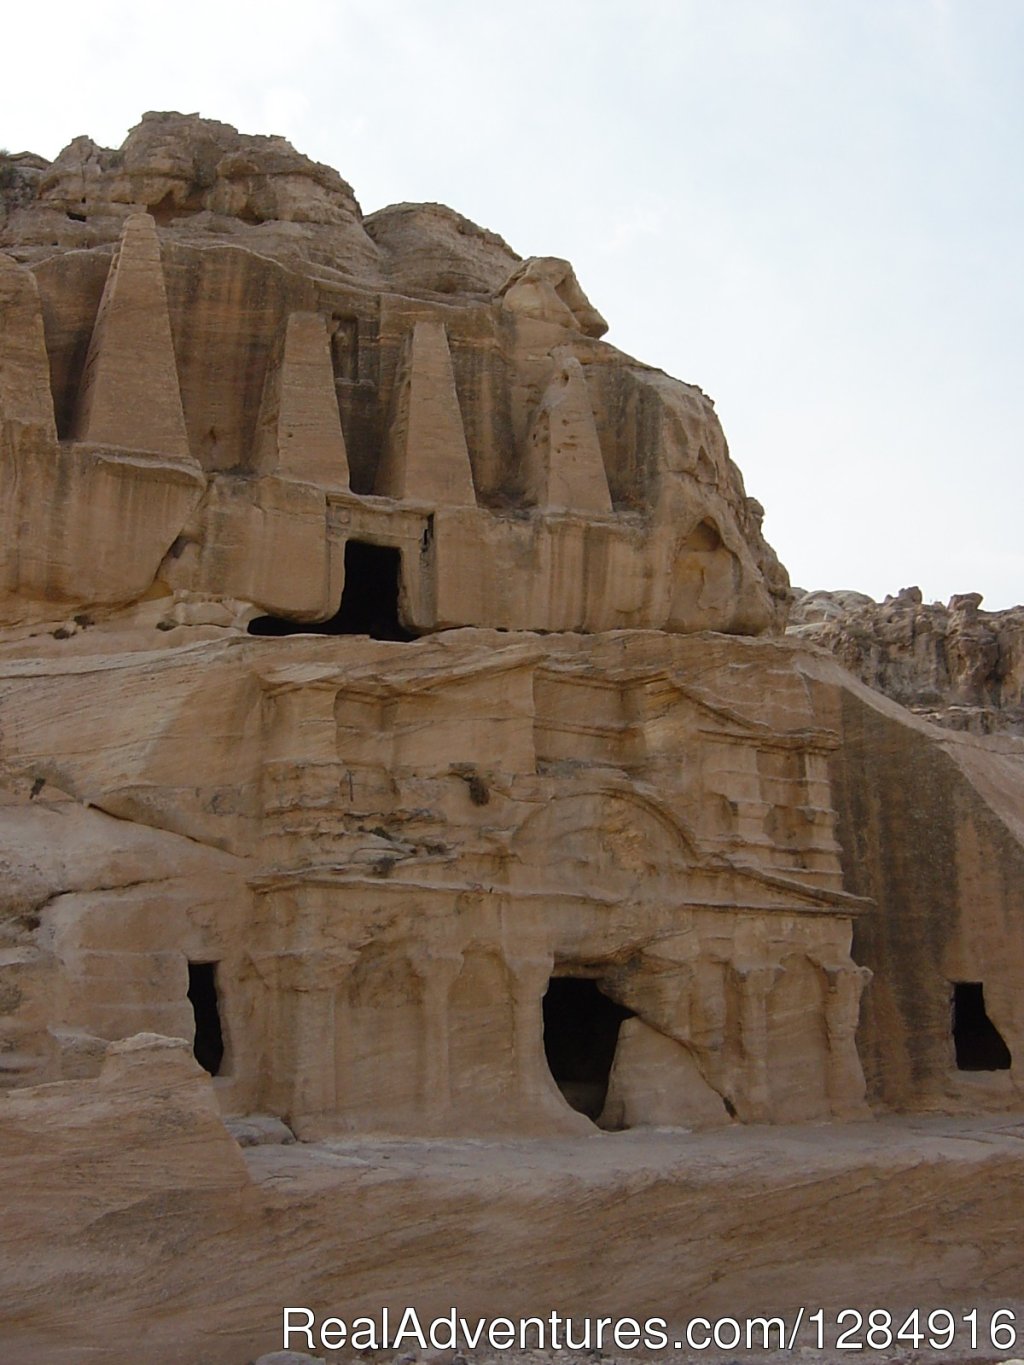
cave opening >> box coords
[542,975,634,1122]
[952,981,1012,1071]
[247,541,415,641]
[187,961,224,1077]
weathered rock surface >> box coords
[364,200,521,296]
[2,111,382,281]
[0,110,789,634]
[1,112,1023,1364]
[791,586,1024,735]
[2,1041,1022,1363]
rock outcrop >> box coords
[2,111,381,280]
[791,586,1024,735]
[2,112,1023,1364]
[364,200,521,296]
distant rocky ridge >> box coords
[790,586,1024,736]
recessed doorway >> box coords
[247,541,415,641]
[542,976,634,1122]
[187,961,225,1077]
[952,981,1011,1071]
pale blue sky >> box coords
[4,0,1021,606]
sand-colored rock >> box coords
[254,311,350,488]
[375,320,476,506]
[0,629,879,1133]
[0,250,56,440]
[364,200,521,295]
[522,354,613,513]
[2,1050,1022,1364]
[1,113,1023,1363]
[499,255,609,337]
[3,111,383,282]
[70,212,194,461]
[791,586,1024,734]
[0,115,787,637]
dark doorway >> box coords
[952,981,1011,1071]
[333,541,413,640]
[247,541,415,641]
[543,976,634,1122]
[188,961,225,1076]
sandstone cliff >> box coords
[1,111,789,637]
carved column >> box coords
[409,950,463,1125]
[244,949,286,1114]
[245,887,364,1131]
[704,964,728,1048]
[291,971,337,1120]
[508,955,555,1104]
[732,962,780,1122]
[260,947,354,1128]
[821,962,872,1116]
[333,971,353,1122]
